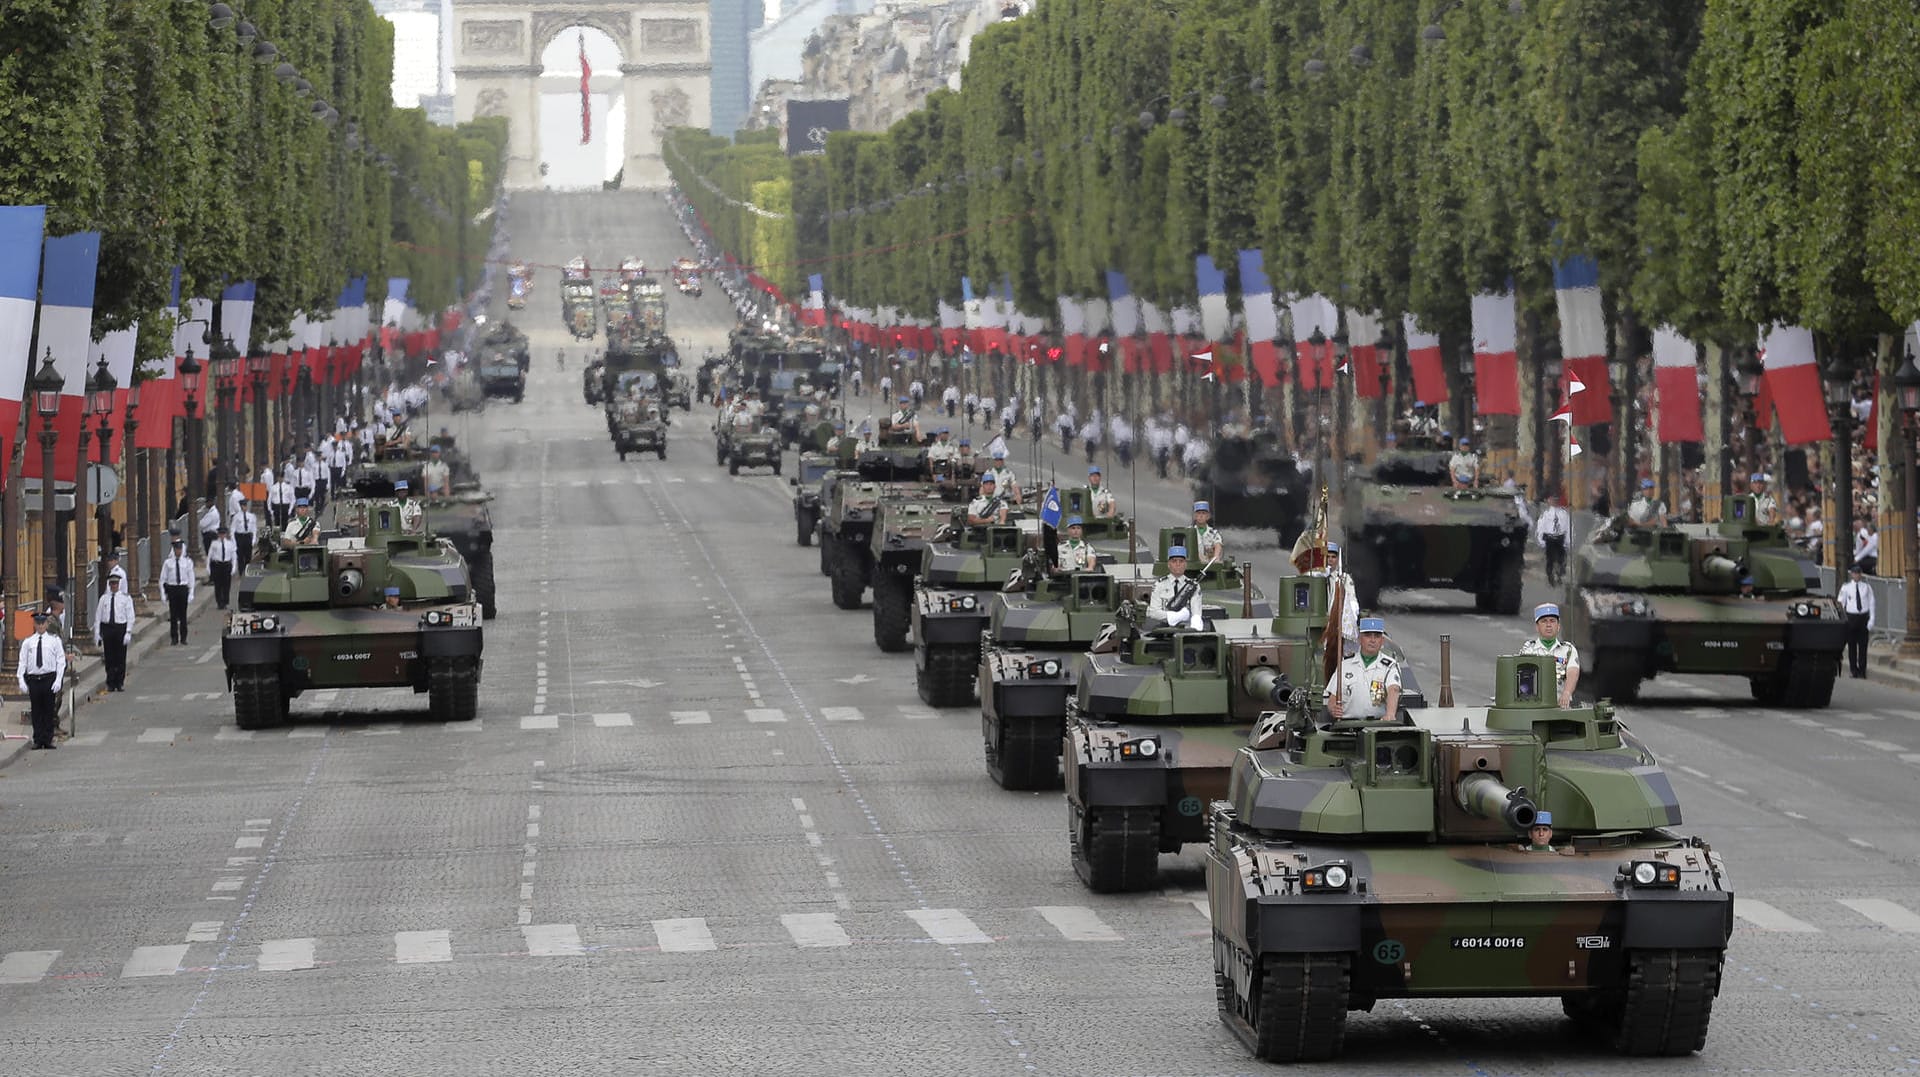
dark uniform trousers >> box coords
[165,585,191,644]
[235,532,254,569]
[210,562,233,610]
[25,672,58,746]
[101,620,128,690]
[1543,535,1567,585]
[1844,612,1871,678]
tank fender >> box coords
[421,627,485,659]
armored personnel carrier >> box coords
[223,498,484,729]
[980,527,1276,790]
[1565,494,1844,706]
[715,416,781,475]
[345,440,496,619]
[790,451,844,548]
[818,442,935,610]
[1340,436,1528,613]
[611,397,668,460]
[1206,650,1731,1061]
[1192,431,1311,546]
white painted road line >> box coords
[522,924,583,956]
[1035,906,1121,942]
[1735,900,1820,933]
[394,929,452,964]
[0,951,60,985]
[591,713,634,727]
[234,836,264,849]
[194,644,220,664]
[671,710,712,725]
[653,918,718,953]
[898,706,938,721]
[519,715,559,730]
[745,708,787,724]
[185,921,223,943]
[288,727,326,738]
[121,944,190,978]
[1827,727,1867,739]
[781,913,851,948]
[820,707,864,722]
[1838,899,1920,933]
[213,729,253,742]
[137,728,181,744]
[256,938,317,972]
[906,908,992,945]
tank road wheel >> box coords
[871,573,911,652]
[1070,804,1160,893]
[818,532,832,575]
[829,548,866,611]
[1249,954,1352,1062]
[1590,649,1642,705]
[1608,949,1722,1056]
[986,719,1061,791]
[1490,554,1524,615]
[917,643,978,707]
[428,656,481,722]
[232,665,287,730]
[471,550,498,621]
[1781,654,1839,709]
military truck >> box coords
[790,452,846,547]
[612,397,668,460]
[345,443,497,620]
[561,279,596,340]
[1565,494,1844,706]
[1206,650,1732,1062]
[582,359,606,405]
[979,528,1276,790]
[477,354,525,402]
[224,498,484,729]
[819,443,935,609]
[1340,437,1529,613]
[1192,431,1311,546]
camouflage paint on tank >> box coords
[1567,496,1845,699]
[1340,443,1528,611]
[1204,652,1731,1060]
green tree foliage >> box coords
[0,0,507,372]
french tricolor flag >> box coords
[1470,289,1520,415]
[93,324,139,416]
[1552,256,1612,425]
[1105,270,1141,373]
[1058,296,1086,367]
[1403,313,1449,405]
[1081,295,1110,372]
[222,281,257,356]
[25,230,101,483]
[1757,323,1831,445]
[938,298,964,354]
[135,268,185,451]
[1141,300,1172,375]
[1237,250,1280,387]
[1345,309,1385,398]
[802,273,826,328]
[1195,255,1230,342]
[1652,327,1703,443]
[1290,294,1339,390]
[0,205,47,478]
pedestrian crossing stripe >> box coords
[5,896,1907,984]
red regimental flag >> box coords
[579,33,592,145]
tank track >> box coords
[985,714,1062,790]
[1217,953,1349,1063]
[871,573,911,652]
[428,656,481,722]
[231,665,287,730]
[1069,803,1159,893]
[916,642,977,707]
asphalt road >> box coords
[3,191,1918,1076]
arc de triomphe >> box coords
[451,1,712,189]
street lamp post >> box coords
[1309,329,1331,474]
[211,337,239,496]
[1543,356,1565,499]
[123,377,143,598]
[249,349,271,478]
[1332,328,1350,473]
[32,352,63,605]
[1894,353,1920,655]
[87,357,118,625]
[1734,348,1764,488]
[179,348,205,556]
[1821,353,1856,574]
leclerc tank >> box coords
[1565,494,1845,706]
[223,498,484,729]
[1206,649,1732,1063]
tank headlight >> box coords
[1624,860,1680,889]
[260,617,277,632]
[1118,735,1160,760]
[1323,865,1349,889]
[1042,659,1061,677]
[1302,862,1353,892]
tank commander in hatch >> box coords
[284,498,320,545]
[1520,603,1581,707]
[967,473,1010,526]
[1325,617,1400,720]
[1520,810,1563,852]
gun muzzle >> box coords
[1242,665,1291,706]
[1455,772,1537,830]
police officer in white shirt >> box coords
[1534,495,1572,585]
[1520,603,1581,706]
[231,498,259,568]
[1839,563,1875,679]
[1326,617,1402,719]
[19,612,66,748]
[197,500,222,556]
[159,536,198,645]
[225,481,245,527]
[268,475,296,528]
[207,526,240,610]
[93,574,136,691]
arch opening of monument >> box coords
[450,1,714,191]
[537,26,625,189]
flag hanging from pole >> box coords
[1402,313,1448,404]
[1757,323,1831,445]
[1470,289,1520,415]
[1652,327,1703,443]
[579,32,592,145]
[1553,256,1612,425]
[0,204,47,478]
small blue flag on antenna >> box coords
[1040,485,1063,529]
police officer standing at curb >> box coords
[1326,617,1401,719]
[207,526,240,610]
[92,574,136,692]
[1839,564,1875,679]
[18,612,65,749]
[160,536,198,645]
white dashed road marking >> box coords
[781,913,850,949]
[907,909,992,945]
[653,918,718,953]
[1838,898,1920,933]
[1736,900,1819,933]
[394,929,452,964]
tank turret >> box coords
[1454,771,1537,830]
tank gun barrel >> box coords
[1242,665,1291,706]
[1699,553,1741,586]
[1455,772,1537,830]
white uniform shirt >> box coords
[967,494,1005,522]
[232,509,258,542]
[1520,637,1581,688]
[198,504,221,535]
[1448,451,1479,485]
[1089,485,1117,517]
[1325,653,1402,719]
[1839,578,1876,628]
[93,589,136,641]
[269,480,295,509]
[1192,524,1224,562]
[160,553,198,602]
[226,488,245,523]
[18,630,66,692]
[1147,573,1203,627]
[1055,538,1097,573]
[1535,506,1571,545]
[422,459,452,494]
[207,537,239,570]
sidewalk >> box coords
[1,585,219,768]
[1868,640,1920,693]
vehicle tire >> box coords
[772,457,782,477]
[232,664,287,730]
[829,549,866,610]
[1249,953,1351,1062]
[796,509,814,547]
[1591,649,1642,704]
[871,572,911,652]
[428,655,481,722]
[618,449,627,461]
[986,714,1062,790]
[729,458,740,475]
[470,550,497,621]
[1490,553,1524,615]
[917,642,978,706]
[1069,803,1160,893]
[1609,949,1721,1056]
[657,444,667,460]
[818,531,832,575]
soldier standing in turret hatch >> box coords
[1191,501,1223,563]
[1146,545,1203,629]
[1055,516,1096,573]
[1520,602,1581,707]
[1326,617,1400,720]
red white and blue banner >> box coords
[1552,256,1612,425]
[1402,313,1448,405]
[25,230,100,483]
[0,204,47,478]
[1195,255,1230,342]
[1470,289,1520,415]
[1141,301,1172,375]
[1290,294,1338,391]
[221,281,256,357]
[1652,327,1703,444]
[1757,323,1831,446]
[1345,308,1385,398]
[134,267,185,450]
[1080,296,1109,372]
[1237,250,1280,387]
[802,273,826,327]
[1105,270,1140,373]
